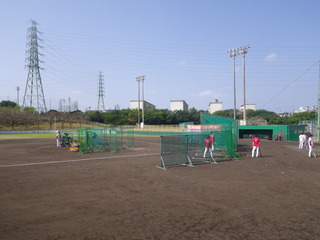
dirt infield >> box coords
[0,137,319,240]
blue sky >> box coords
[1,0,320,112]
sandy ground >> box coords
[0,137,319,240]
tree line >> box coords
[0,100,316,130]
[0,101,89,130]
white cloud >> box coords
[193,90,223,98]
[71,90,82,95]
[177,60,187,66]
[264,53,278,62]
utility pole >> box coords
[16,86,20,105]
[136,75,145,128]
[136,77,141,128]
[141,76,145,129]
[239,45,250,125]
[227,48,239,119]
[68,97,71,112]
[22,19,47,113]
[97,71,105,111]
[318,60,320,142]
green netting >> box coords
[77,128,94,153]
[92,128,107,152]
[161,136,187,155]
[160,135,190,168]
[123,126,134,147]
[186,134,209,164]
[200,113,238,158]
[159,114,239,169]
[159,133,213,169]
[77,126,134,154]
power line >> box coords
[261,60,319,108]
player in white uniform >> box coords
[308,134,316,157]
[299,132,305,149]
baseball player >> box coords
[56,131,61,147]
[203,136,213,159]
[251,135,261,157]
[209,132,215,151]
[308,134,316,157]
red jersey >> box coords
[251,137,260,147]
[204,138,212,148]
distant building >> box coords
[278,112,293,117]
[295,106,316,113]
[208,99,223,114]
[240,104,256,111]
[170,100,189,111]
[129,100,156,110]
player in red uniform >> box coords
[209,132,215,151]
[251,135,261,157]
[203,136,213,159]
[278,131,284,141]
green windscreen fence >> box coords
[160,135,189,167]
[77,126,134,154]
[200,113,238,158]
[159,114,238,169]
[159,134,212,169]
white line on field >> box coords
[0,153,160,168]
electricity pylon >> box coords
[22,19,47,113]
[97,71,105,111]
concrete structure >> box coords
[130,100,156,110]
[240,103,256,111]
[170,100,189,111]
[208,99,223,114]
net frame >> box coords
[77,126,133,154]
[158,133,217,170]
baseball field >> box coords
[0,136,319,240]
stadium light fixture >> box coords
[227,48,239,119]
[227,45,250,124]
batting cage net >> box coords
[77,126,134,154]
[159,134,211,170]
[159,114,238,169]
[200,113,238,158]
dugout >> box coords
[238,124,307,141]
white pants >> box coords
[203,147,213,158]
[211,143,215,151]
[252,146,260,157]
[308,146,314,157]
[299,141,304,149]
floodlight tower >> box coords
[97,71,105,111]
[22,19,47,113]
[136,75,145,128]
[227,48,239,119]
[238,45,250,125]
